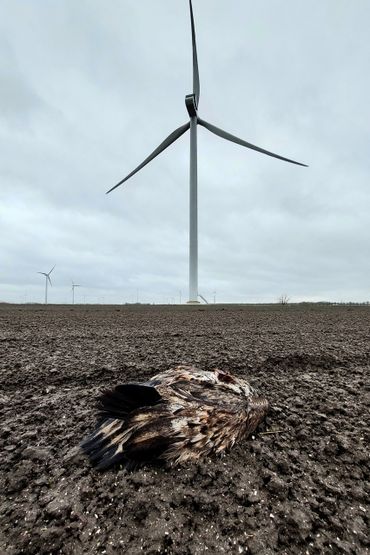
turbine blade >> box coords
[48,276,52,286]
[189,0,200,105]
[106,122,190,194]
[38,272,47,276]
[48,265,55,275]
[198,118,308,167]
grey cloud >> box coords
[1,0,370,304]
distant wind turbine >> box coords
[71,281,81,305]
[106,0,307,303]
[38,266,55,305]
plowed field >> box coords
[0,304,369,554]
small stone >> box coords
[1,426,11,438]
[0,394,10,405]
[34,477,48,487]
[45,385,57,393]
[247,490,261,504]
[336,435,350,453]
[31,411,47,422]
[45,497,71,518]
[21,430,38,440]
[296,428,309,440]
[23,446,51,462]
[24,508,39,523]
[63,446,85,465]
[287,508,312,540]
[6,460,34,492]
[267,475,287,496]
[286,414,299,425]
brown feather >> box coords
[81,365,268,470]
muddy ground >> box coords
[0,304,369,555]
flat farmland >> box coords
[0,304,369,554]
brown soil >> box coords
[0,304,369,555]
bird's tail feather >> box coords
[81,417,135,469]
[81,381,177,469]
[81,415,176,470]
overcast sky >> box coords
[1,0,370,304]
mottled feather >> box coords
[81,365,268,470]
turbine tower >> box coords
[38,266,55,305]
[71,281,81,305]
[107,1,307,303]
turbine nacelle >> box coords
[185,94,198,117]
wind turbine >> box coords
[71,281,81,305]
[106,1,307,303]
[38,266,55,305]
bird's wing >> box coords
[81,383,165,469]
[161,406,248,464]
[152,366,252,408]
[97,382,162,419]
[159,378,243,409]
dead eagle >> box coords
[81,365,268,470]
